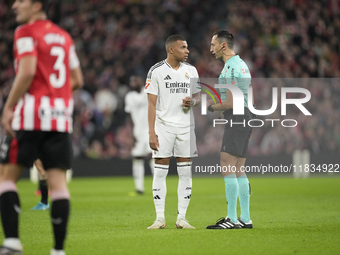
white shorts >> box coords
[132,136,152,157]
[152,121,198,158]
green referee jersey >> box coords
[219,55,251,108]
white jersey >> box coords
[144,60,200,133]
[125,89,149,138]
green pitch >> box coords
[1,176,339,255]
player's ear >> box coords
[168,46,174,54]
[32,1,43,13]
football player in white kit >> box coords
[125,75,154,195]
[145,35,201,229]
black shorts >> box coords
[0,131,72,170]
[221,108,252,158]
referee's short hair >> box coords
[31,0,50,13]
[213,29,234,50]
[165,35,186,50]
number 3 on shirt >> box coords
[49,46,66,88]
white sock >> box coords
[132,159,144,192]
[3,238,23,251]
[152,164,169,220]
[149,159,154,176]
[51,248,66,255]
[177,162,192,221]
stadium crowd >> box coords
[1,0,339,158]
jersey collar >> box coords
[165,59,183,70]
[225,54,239,64]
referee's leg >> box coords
[220,152,239,223]
[236,158,251,225]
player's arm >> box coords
[70,66,84,91]
[183,72,201,107]
[1,55,37,137]
[182,92,201,107]
[147,94,159,151]
[69,44,83,90]
[126,114,136,143]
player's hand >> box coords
[149,133,159,151]
[1,106,16,138]
[182,96,192,108]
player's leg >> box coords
[46,169,69,255]
[148,157,169,229]
[0,164,24,253]
[132,156,145,194]
[41,132,72,254]
[148,155,154,176]
[173,130,196,229]
[175,157,194,229]
[0,131,39,253]
[31,159,50,210]
[146,141,154,176]
[148,124,175,229]
[131,138,147,194]
[236,158,252,228]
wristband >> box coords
[191,98,197,106]
[208,105,214,112]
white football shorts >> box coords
[152,121,198,158]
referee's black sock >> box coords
[0,191,20,238]
[39,180,48,205]
[51,199,70,250]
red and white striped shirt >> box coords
[12,20,79,133]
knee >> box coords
[153,169,168,179]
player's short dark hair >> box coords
[165,35,186,49]
[212,29,234,50]
[31,0,50,13]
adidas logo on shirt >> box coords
[164,75,171,80]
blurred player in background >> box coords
[0,1,83,255]
[31,159,50,210]
[145,35,201,229]
[125,75,154,195]
[206,29,253,230]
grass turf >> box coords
[1,176,339,255]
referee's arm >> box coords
[208,90,233,112]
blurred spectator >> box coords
[0,0,339,157]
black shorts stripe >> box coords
[155,166,168,170]
[177,164,192,167]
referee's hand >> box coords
[149,133,159,151]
